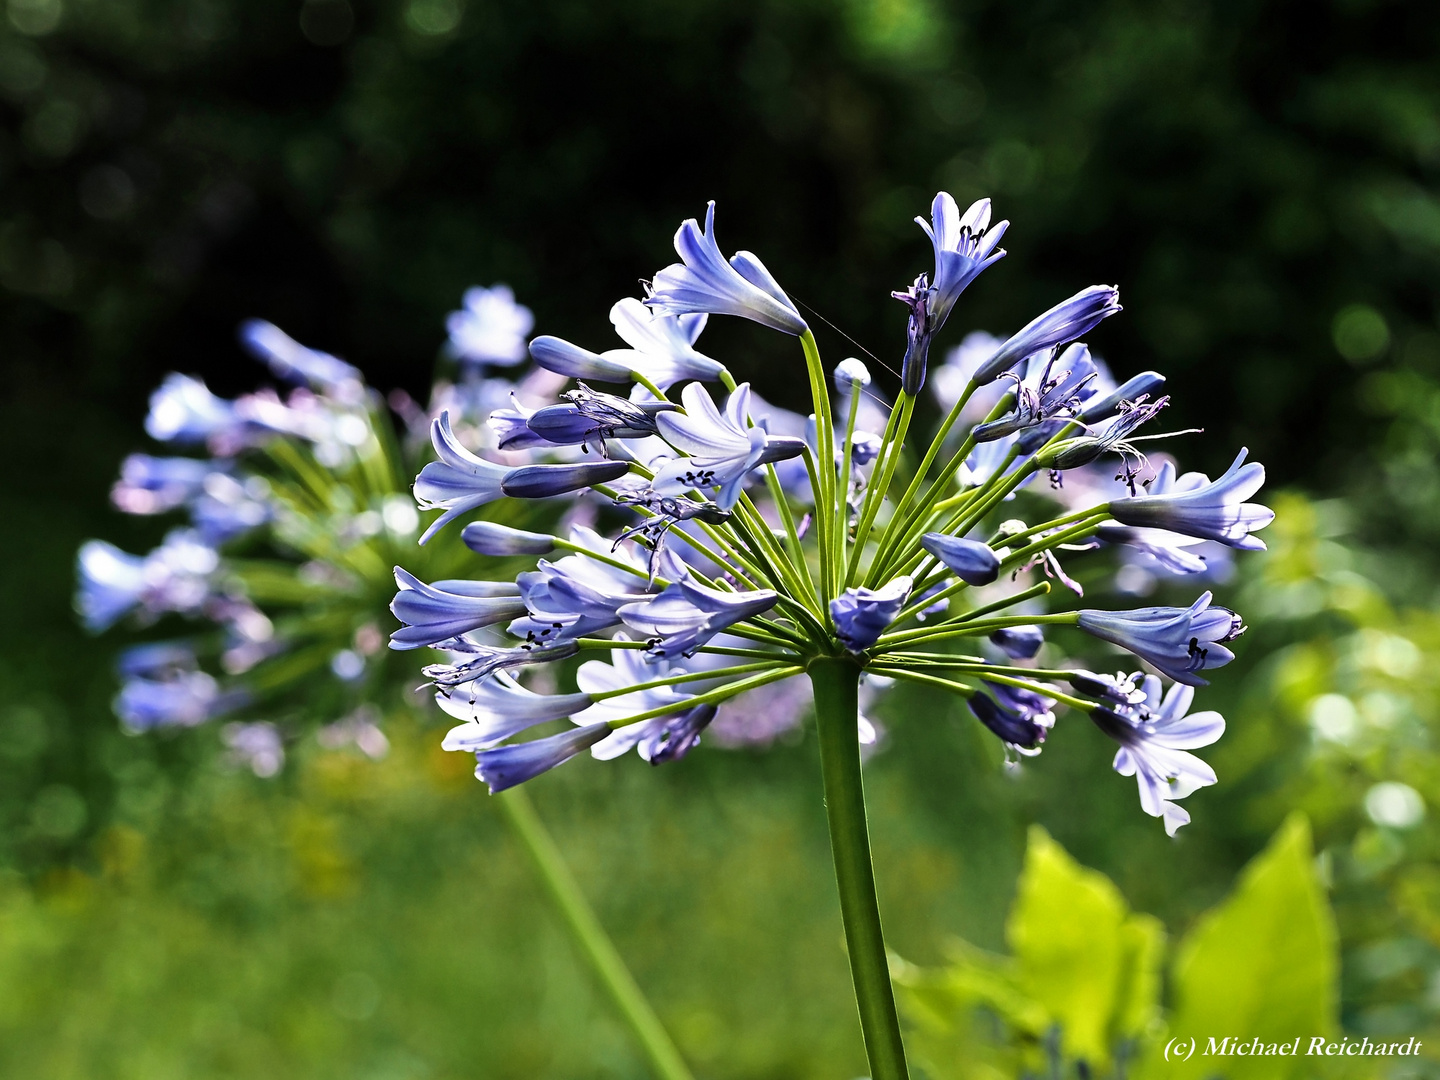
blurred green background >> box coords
[4,0,1440,1076]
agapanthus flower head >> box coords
[645,201,808,336]
[1090,674,1224,835]
[447,284,534,368]
[384,193,1263,848]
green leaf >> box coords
[1135,813,1338,1080]
[1007,826,1163,1069]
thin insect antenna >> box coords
[788,291,902,381]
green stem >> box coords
[496,788,694,1080]
[809,656,910,1080]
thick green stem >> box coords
[496,788,694,1080]
[808,657,910,1080]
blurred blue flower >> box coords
[447,284,534,369]
[239,320,362,395]
[145,373,237,444]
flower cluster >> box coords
[76,291,568,769]
[397,195,1272,834]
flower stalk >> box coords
[496,788,695,1080]
[809,656,910,1080]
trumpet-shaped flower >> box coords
[572,641,712,762]
[389,568,527,650]
[1106,449,1274,550]
[646,202,808,336]
[414,412,512,542]
[973,285,1122,385]
[473,721,613,793]
[606,297,726,386]
[528,335,640,384]
[831,576,912,653]
[447,284,534,368]
[526,384,677,453]
[919,193,1009,331]
[619,575,778,658]
[652,382,805,509]
[438,671,592,750]
[509,526,662,645]
[1077,591,1243,686]
[499,460,632,499]
[115,670,242,731]
[973,343,1102,443]
[968,683,1053,755]
[110,454,217,515]
[1090,674,1225,835]
[1080,370,1166,423]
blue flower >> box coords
[438,671,592,750]
[834,357,872,389]
[239,320,362,395]
[188,472,273,544]
[115,670,243,731]
[76,531,219,631]
[920,534,1000,585]
[1090,674,1225,835]
[473,721,613,793]
[461,522,557,556]
[499,460,633,498]
[918,193,1008,331]
[446,284,534,369]
[422,639,580,692]
[528,335,640,383]
[145,374,237,444]
[509,527,660,645]
[1095,523,1208,574]
[968,681,1054,754]
[389,568,528,650]
[487,394,553,451]
[110,454,217,515]
[526,384,678,453]
[973,285,1122,385]
[831,576,912,653]
[651,382,805,510]
[606,297,726,386]
[990,625,1044,659]
[572,640,713,763]
[1106,449,1274,551]
[972,344,1102,443]
[646,202,808,336]
[618,575,778,658]
[1079,370,1166,423]
[414,412,512,542]
[1077,591,1244,686]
